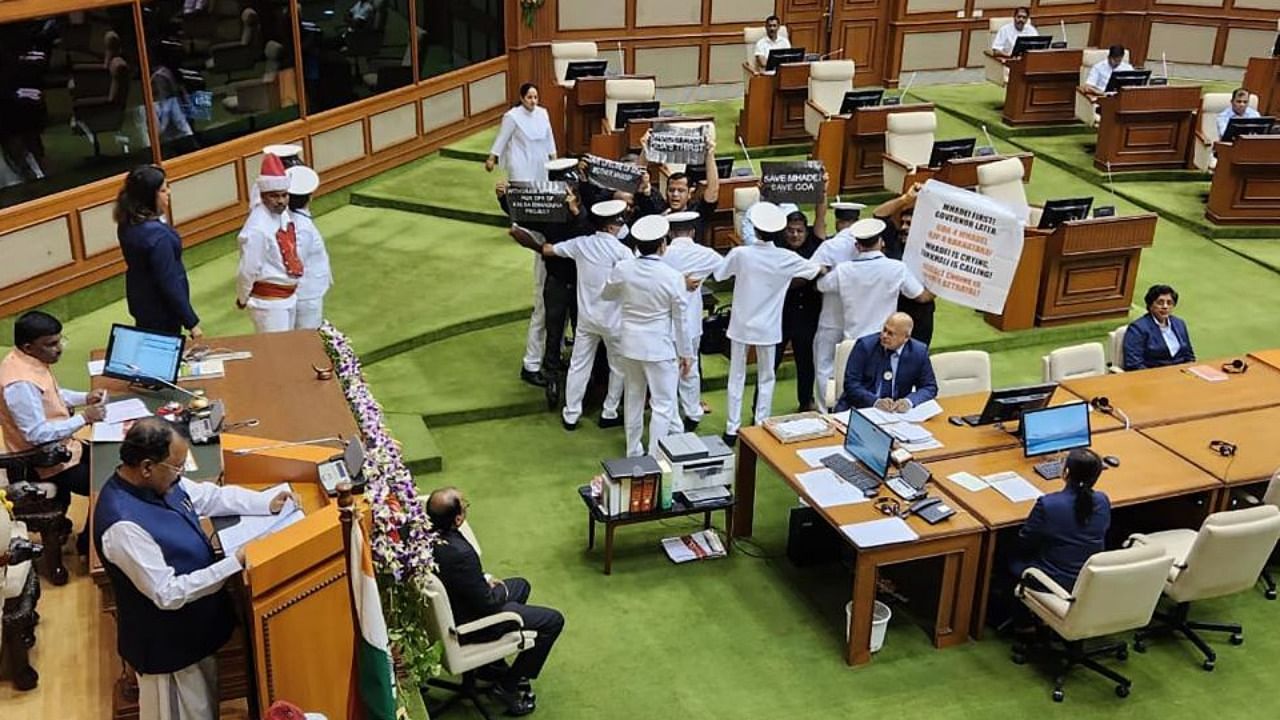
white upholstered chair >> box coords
[882,111,936,194]
[1041,342,1107,383]
[1230,468,1280,599]
[733,186,760,243]
[975,156,1041,226]
[1129,505,1280,671]
[1074,48,1131,127]
[1193,91,1260,172]
[551,41,600,86]
[1014,544,1175,701]
[603,77,656,131]
[742,25,790,77]
[804,60,855,138]
[1,500,40,690]
[823,340,858,410]
[1106,325,1127,373]
[421,570,538,717]
[931,350,992,398]
[983,18,1009,87]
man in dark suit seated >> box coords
[427,487,565,716]
[1122,283,1195,370]
[834,312,937,413]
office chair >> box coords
[1106,325,1127,373]
[823,339,857,410]
[0,446,72,586]
[1,496,43,690]
[803,60,855,139]
[1230,468,1280,599]
[882,111,936,194]
[976,156,1041,226]
[931,350,992,398]
[1014,544,1174,701]
[1129,505,1280,670]
[1041,342,1106,383]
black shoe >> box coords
[562,419,579,431]
[722,433,737,448]
[544,377,560,411]
[76,530,89,556]
[521,368,547,387]
[597,414,623,429]
[682,417,700,433]
[490,684,536,716]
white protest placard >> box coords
[902,180,1024,314]
[644,125,707,165]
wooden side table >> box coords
[576,486,733,574]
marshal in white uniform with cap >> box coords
[602,215,693,456]
[810,203,864,411]
[236,152,311,333]
[714,203,821,438]
[285,166,331,330]
[816,218,928,344]
[660,211,724,427]
[550,200,633,428]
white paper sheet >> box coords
[857,407,898,425]
[841,516,920,548]
[901,438,944,452]
[215,483,304,556]
[796,468,869,507]
[773,417,829,438]
[91,422,127,443]
[885,422,934,443]
[796,445,852,468]
[947,471,989,492]
[104,399,151,424]
[87,359,105,377]
[985,472,1044,503]
[900,399,943,423]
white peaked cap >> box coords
[287,166,320,195]
[851,218,887,240]
[631,214,670,242]
[748,202,788,233]
[591,199,628,219]
[546,158,577,171]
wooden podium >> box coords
[811,102,934,196]
[738,62,811,147]
[1094,85,1200,171]
[985,213,1158,330]
[1207,135,1280,225]
[1244,56,1280,117]
[557,75,654,156]
[1002,49,1083,125]
[909,153,1035,194]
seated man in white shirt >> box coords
[754,15,790,72]
[1084,45,1133,100]
[1216,87,1262,139]
[991,7,1038,58]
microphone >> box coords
[981,124,997,153]
[1106,161,1118,205]
[124,363,204,402]
[819,48,845,60]
[1162,52,1170,81]
[232,437,346,456]
[616,41,625,74]
[737,135,756,176]
[1060,20,1068,46]
[900,72,918,102]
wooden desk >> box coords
[589,114,714,161]
[1244,56,1280,117]
[1141,405,1280,493]
[1002,49,1083,125]
[560,75,656,156]
[1034,213,1157,326]
[811,103,935,196]
[908,389,1123,463]
[1094,85,1200,171]
[929,430,1221,633]
[732,426,985,666]
[1061,357,1280,428]
[912,152,1035,193]
[738,62,811,147]
[1250,348,1280,372]
[1206,135,1280,225]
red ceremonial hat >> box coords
[257,153,290,193]
[264,700,305,720]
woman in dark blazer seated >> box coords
[1011,448,1111,595]
[115,165,203,339]
[1122,284,1194,370]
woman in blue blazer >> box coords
[1122,284,1194,370]
[115,166,202,338]
[1011,448,1111,593]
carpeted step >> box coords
[384,412,443,475]
[351,155,511,226]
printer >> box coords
[657,433,735,494]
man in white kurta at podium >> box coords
[817,218,933,344]
[810,201,864,412]
[714,203,821,444]
[286,165,331,330]
[991,7,1038,57]
[754,15,790,72]
[661,211,724,432]
[236,154,309,332]
[1084,44,1134,98]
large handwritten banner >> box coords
[902,180,1024,314]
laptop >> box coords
[1022,403,1092,479]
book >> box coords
[1184,364,1228,383]
[661,528,727,563]
[179,359,226,380]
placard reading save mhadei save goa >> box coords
[760,161,825,205]
[902,180,1024,315]
[507,181,569,224]
[585,155,644,195]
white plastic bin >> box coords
[845,600,892,653]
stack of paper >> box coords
[215,483,304,557]
[841,517,919,548]
[947,471,989,492]
[857,399,944,426]
[1185,365,1228,383]
[796,468,869,507]
[104,399,151,424]
[772,417,829,440]
[984,471,1044,503]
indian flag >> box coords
[350,519,397,720]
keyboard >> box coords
[1034,459,1064,480]
[821,454,881,496]
[885,477,925,501]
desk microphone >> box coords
[124,363,204,403]
[232,436,346,456]
[737,135,756,176]
[1060,20,1068,46]
[1162,52,1170,83]
[616,41,626,75]
[899,72,918,102]
[819,48,844,60]
[1106,161,1118,206]
[981,124,997,154]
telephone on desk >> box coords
[908,496,955,524]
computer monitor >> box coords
[963,382,1059,426]
[1272,33,1280,58]
[844,410,894,480]
[1105,69,1152,94]
[765,47,806,72]
[928,138,977,168]
[565,59,608,81]
[103,324,185,385]
[1221,116,1276,143]
[614,101,660,131]
[1022,402,1092,457]
[685,157,734,184]
[1037,197,1094,230]
[1011,35,1054,56]
[839,89,885,114]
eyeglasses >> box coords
[155,460,185,475]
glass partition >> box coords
[297,0,413,115]
[417,0,504,80]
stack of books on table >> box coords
[599,456,662,516]
[661,528,727,563]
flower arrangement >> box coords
[520,0,545,28]
[319,322,442,687]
